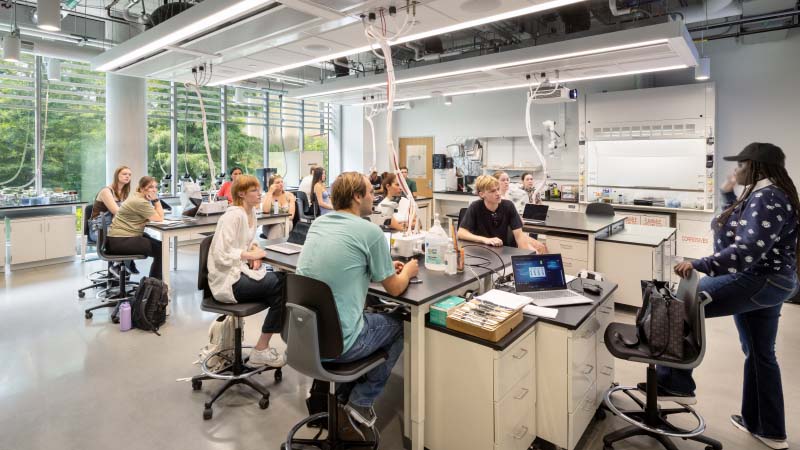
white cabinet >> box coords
[420,325,536,450]
[10,215,76,266]
[542,201,580,212]
[537,298,612,450]
[676,218,713,259]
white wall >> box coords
[353,29,800,186]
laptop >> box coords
[522,204,549,225]
[265,222,310,255]
[511,254,593,307]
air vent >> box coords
[147,2,195,30]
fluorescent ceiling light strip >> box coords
[294,38,669,99]
[210,0,587,86]
[443,65,688,97]
[97,0,274,72]
[355,95,432,106]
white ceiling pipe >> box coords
[46,57,61,80]
[3,30,22,62]
[677,0,742,24]
[36,0,63,31]
[0,22,112,49]
[31,38,104,62]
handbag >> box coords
[628,280,686,359]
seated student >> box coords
[208,175,286,368]
[457,175,547,254]
[299,164,317,202]
[216,166,243,203]
[91,166,138,274]
[311,167,334,215]
[368,170,382,191]
[378,173,409,231]
[520,172,542,205]
[297,171,419,428]
[106,176,165,279]
[261,174,296,239]
[399,166,417,198]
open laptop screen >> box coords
[522,204,549,221]
[512,254,567,292]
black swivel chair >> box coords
[84,222,146,321]
[601,273,723,450]
[78,204,115,298]
[281,274,384,449]
[586,202,615,216]
[295,191,317,223]
[190,235,282,421]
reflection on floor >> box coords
[0,246,797,450]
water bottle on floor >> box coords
[120,301,132,332]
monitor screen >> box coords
[523,204,549,221]
[512,254,567,292]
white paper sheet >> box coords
[406,145,427,178]
[476,289,531,311]
[523,304,559,319]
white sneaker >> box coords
[730,415,789,450]
[246,347,286,368]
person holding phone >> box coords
[106,176,165,279]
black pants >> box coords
[232,271,286,334]
[105,235,162,279]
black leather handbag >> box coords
[633,280,686,359]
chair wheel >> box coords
[203,408,212,420]
[85,311,93,319]
[111,315,120,324]
[274,369,283,383]
[191,379,202,391]
[78,291,86,298]
[259,397,269,409]
[595,408,607,420]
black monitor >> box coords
[255,168,278,191]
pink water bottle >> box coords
[120,301,132,332]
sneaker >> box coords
[636,382,697,405]
[127,260,140,275]
[246,347,286,368]
[730,415,788,450]
[344,402,377,428]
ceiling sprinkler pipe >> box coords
[608,0,631,17]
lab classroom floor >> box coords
[0,246,798,450]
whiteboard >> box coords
[587,139,706,191]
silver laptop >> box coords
[522,204,549,225]
[511,254,593,307]
[265,223,308,255]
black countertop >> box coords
[146,212,289,231]
[542,197,579,204]
[597,224,676,247]
[524,210,627,234]
[0,201,87,212]
[521,278,617,330]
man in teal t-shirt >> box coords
[297,172,419,428]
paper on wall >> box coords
[406,145,427,178]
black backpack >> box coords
[131,277,169,335]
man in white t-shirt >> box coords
[298,164,317,201]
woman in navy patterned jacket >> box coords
[663,143,798,450]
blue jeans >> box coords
[332,312,403,408]
[657,271,797,440]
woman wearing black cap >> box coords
[662,143,798,449]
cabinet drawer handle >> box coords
[561,244,573,249]
[514,388,530,400]
[512,425,529,440]
[512,348,528,359]
[601,367,613,376]
[598,309,610,315]
[582,364,594,375]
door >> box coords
[10,218,46,265]
[399,137,434,198]
[45,215,77,259]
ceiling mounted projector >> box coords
[531,87,578,104]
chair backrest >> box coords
[284,274,344,359]
[198,235,213,296]
[674,271,711,367]
[585,202,615,216]
[83,204,94,238]
[94,217,112,260]
[456,207,467,230]
[295,191,316,221]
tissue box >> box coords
[430,296,465,327]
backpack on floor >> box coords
[196,315,240,373]
[131,277,169,335]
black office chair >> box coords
[78,204,115,298]
[601,273,722,450]
[281,274,384,449]
[190,235,282,421]
[586,202,615,216]
[456,207,467,230]
[295,191,317,222]
[84,222,146,321]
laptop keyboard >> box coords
[525,290,581,300]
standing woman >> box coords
[208,175,286,368]
[521,172,542,205]
[106,176,165,279]
[311,167,333,215]
[667,143,797,450]
[261,174,296,239]
[216,167,243,203]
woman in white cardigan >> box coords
[207,174,286,368]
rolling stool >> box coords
[601,273,722,450]
[84,225,145,321]
[281,274,384,450]
[190,235,282,420]
[77,205,117,298]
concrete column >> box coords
[105,73,147,183]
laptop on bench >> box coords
[511,254,593,307]
[522,204,549,225]
[264,222,310,255]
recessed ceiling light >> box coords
[461,0,501,13]
[303,43,332,53]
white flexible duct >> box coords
[525,84,549,202]
[186,83,217,187]
[364,103,384,171]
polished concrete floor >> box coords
[1,247,798,450]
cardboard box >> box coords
[446,309,524,342]
[430,296,465,327]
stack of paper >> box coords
[476,290,531,311]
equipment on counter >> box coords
[393,233,425,258]
[511,254,593,307]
